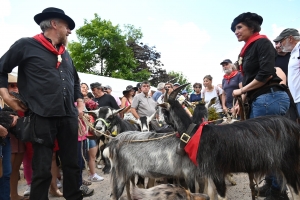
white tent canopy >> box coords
[11,68,155,98]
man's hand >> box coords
[77,100,85,118]
[0,125,8,137]
[222,106,228,114]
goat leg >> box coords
[248,172,256,200]
[125,179,132,200]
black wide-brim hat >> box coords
[34,7,75,30]
[123,85,137,95]
[231,12,263,32]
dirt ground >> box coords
[18,168,293,200]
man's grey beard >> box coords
[281,41,293,52]
[224,69,232,74]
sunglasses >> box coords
[194,87,201,89]
[8,83,18,88]
[165,86,172,89]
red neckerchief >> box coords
[223,71,238,84]
[33,33,65,68]
[184,121,211,166]
[239,32,268,75]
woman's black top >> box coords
[242,38,281,97]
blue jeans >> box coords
[250,90,290,191]
[296,102,300,117]
[0,137,11,200]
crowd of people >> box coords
[0,6,299,200]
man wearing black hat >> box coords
[273,29,295,77]
[277,28,300,115]
[0,7,84,199]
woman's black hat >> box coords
[34,7,75,30]
[123,85,136,95]
[231,12,263,32]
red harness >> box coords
[184,121,211,166]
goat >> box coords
[105,85,300,200]
[131,184,209,200]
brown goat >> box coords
[131,184,210,200]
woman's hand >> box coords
[232,88,243,97]
[222,106,228,113]
[10,115,18,127]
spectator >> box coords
[173,82,180,90]
[84,92,94,103]
[152,82,165,102]
[202,75,223,116]
[181,90,189,101]
[277,28,300,115]
[103,85,121,107]
[134,83,142,95]
[190,83,202,102]
[90,82,119,109]
[0,7,83,199]
[131,81,156,121]
[220,59,243,114]
[120,85,136,120]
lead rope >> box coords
[78,118,90,175]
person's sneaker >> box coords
[24,185,31,196]
[255,179,272,197]
[56,178,62,189]
[264,188,289,200]
[88,173,104,182]
[80,185,94,197]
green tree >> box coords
[69,14,138,80]
[168,71,192,92]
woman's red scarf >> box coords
[223,71,238,84]
[33,33,65,68]
[238,32,268,75]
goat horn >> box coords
[84,108,100,118]
[164,89,169,102]
[112,107,126,115]
[169,83,190,101]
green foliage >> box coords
[168,71,192,91]
[69,14,138,79]
[208,107,219,121]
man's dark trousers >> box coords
[30,115,82,200]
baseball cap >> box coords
[273,28,300,42]
[220,59,232,65]
[174,83,180,86]
[103,85,112,90]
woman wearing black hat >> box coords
[120,85,136,119]
[231,12,290,199]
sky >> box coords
[0,0,299,86]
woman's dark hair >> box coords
[203,75,213,81]
[193,82,202,88]
[242,19,261,32]
[87,92,94,99]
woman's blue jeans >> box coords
[250,90,290,191]
[0,137,11,200]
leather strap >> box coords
[179,123,197,148]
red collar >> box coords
[184,121,211,166]
[223,71,238,84]
[33,33,65,68]
[238,32,268,75]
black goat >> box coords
[104,85,300,200]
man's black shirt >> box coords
[93,94,119,109]
[0,37,82,117]
[275,52,290,76]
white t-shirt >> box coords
[288,41,300,103]
[201,86,223,113]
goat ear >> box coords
[169,83,190,100]
[84,109,99,118]
[158,102,170,110]
[148,112,156,121]
[111,107,126,115]
[206,97,217,108]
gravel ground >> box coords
[18,168,293,200]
